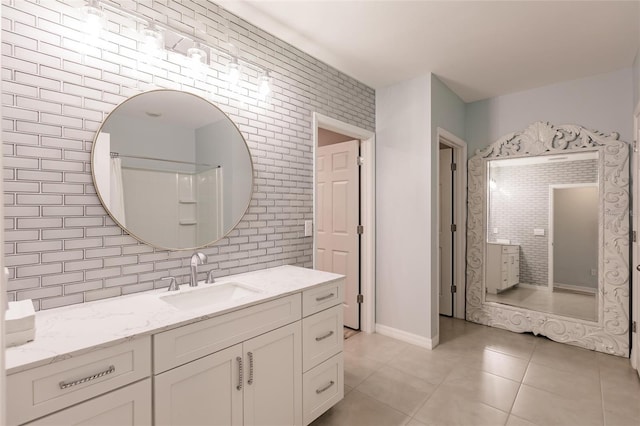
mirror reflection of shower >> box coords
[485,151,599,322]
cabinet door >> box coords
[243,322,302,426]
[154,345,243,426]
[508,254,519,286]
[25,379,151,426]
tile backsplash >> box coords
[2,0,375,310]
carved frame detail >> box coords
[466,121,629,356]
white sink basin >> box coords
[160,282,262,310]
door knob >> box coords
[636,265,640,272]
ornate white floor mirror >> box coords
[466,121,630,356]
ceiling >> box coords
[219,0,640,102]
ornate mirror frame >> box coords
[466,121,630,356]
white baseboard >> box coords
[375,323,438,350]
[553,283,597,295]
[517,283,549,291]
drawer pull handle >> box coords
[315,331,335,342]
[237,357,243,390]
[58,365,115,390]
[247,352,254,385]
[315,293,334,302]
[316,380,335,394]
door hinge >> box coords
[451,285,457,293]
[634,140,638,153]
[634,231,637,243]
[633,321,637,333]
[450,224,457,232]
[357,225,364,234]
[357,156,364,166]
[450,162,457,171]
[357,294,364,304]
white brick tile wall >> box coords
[3,0,375,310]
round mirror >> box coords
[91,90,253,250]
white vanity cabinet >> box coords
[486,243,520,294]
[154,321,302,426]
[5,267,345,426]
[6,337,152,426]
[301,284,344,425]
[22,379,151,426]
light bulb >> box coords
[227,58,241,91]
[187,42,207,80]
[81,0,105,41]
[141,22,163,57]
[258,71,271,100]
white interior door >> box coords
[316,140,360,329]
[439,148,454,316]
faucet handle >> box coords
[206,270,215,284]
[161,277,179,292]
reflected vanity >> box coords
[91,90,254,250]
[466,121,630,356]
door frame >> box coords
[436,128,467,320]
[632,102,639,375]
[312,113,375,333]
[548,183,599,293]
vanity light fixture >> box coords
[187,42,208,79]
[187,42,207,64]
[227,57,241,91]
[78,0,277,105]
[80,0,106,40]
[258,70,272,101]
[140,21,164,57]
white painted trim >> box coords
[375,323,438,350]
[517,283,550,291]
[436,128,467,321]
[553,283,597,295]
[548,183,598,293]
[312,113,376,334]
[633,104,640,374]
[0,12,6,423]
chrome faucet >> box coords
[190,252,207,287]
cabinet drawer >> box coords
[302,305,343,372]
[302,280,343,317]
[502,246,518,254]
[7,337,151,426]
[303,353,344,426]
[154,294,301,373]
[24,378,151,426]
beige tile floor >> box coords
[311,317,640,426]
[485,286,597,321]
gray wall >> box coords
[105,114,197,173]
[634,49,640,109]
[195,119,251,230]
[554,186,598,290]
[466,68,634,156]
[429,74,465,335]
[376,75,432,341]
[2,0,374,310]
[488,159,598,287]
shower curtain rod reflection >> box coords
[110,151,218,168]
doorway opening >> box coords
[436,129,467,320]
[313,113,375,334]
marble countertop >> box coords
[5,265,343,375]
